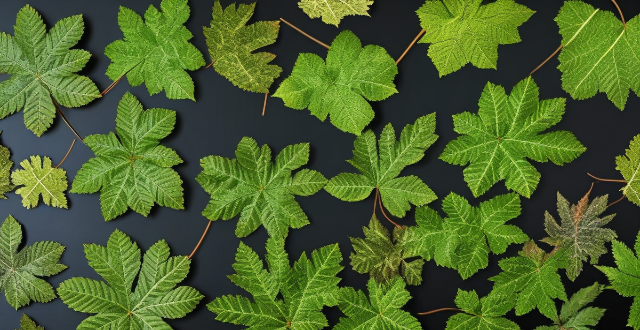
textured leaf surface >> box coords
[542,192,616,281]
[105,0,205,100]
[208,237,343,329]
[556,1,640,110]
[0,5,100,136]
[616,134,640,206]
[58,229,203,329]
[445,289,520,330]
[12,155,68,209]
[197,137,326,238]
[326,114,437,217]
[17,314,44,330]
[334,277,421,330]
[404,193,527,279]
[440,77,585,198]
[0,215,66,310]
[273,30,398,135]
[204,1,281,93]
[417,0,534,76]
[489,241,567,319]
[0,132,14,199]
[535,282,605,330]
[298,0,373,26]
[71,92,184,221]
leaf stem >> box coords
[262,92,269,116]
[417,307,462,316]
[206,61,215,69]
[52,98,84,143]
[608,194,626,208]
[587,172,627,183]
[101,61,143,96]
[396,29,426,65]
[279,18,330,49]
[373,187,379,216]
[611,0,626,30]
[376,188,402,229]
[55,138,76,169]
[188,220,212,260]
[530,44,563,75]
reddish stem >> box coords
[608,195,626,208]
[206,61,214,69]
[530,44,563,76]
[101,76,123,96]
[376,188,402,229]
[372,187,379,216]
[262,92,269,116]
[55,138,76,169]
[52,98,84,143]
[188,221,212,260]
[279,18,330,49]
[587,172,627,183]
[417,307,462,316]
[611,0,626,29]
[396,29,426,65]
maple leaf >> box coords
[542,192,616,281]
[596,230,640,330]
[197,137,326,238]
[535,282,605,330]
[204,1,282,93]
[416,0,534,77]
[403,193,527,279]
[0,215,66,310]
[71,92,184,221]
[616,134,640,207]
[0,5,100,136]
[325,114,438,218]
[298,0,373,27]
[11,155,68,209]
[208,237,343,329]
[334,276,420,330]
[58,229,203,329]
[105,0,205,101]
[350,215,424,285]
[489,241,567,320]
[440,77,586,198]
[273,30,398,135]
[556,1,640,110]
[445,289,520,330]
[16,315,44,330]
[0,132,14,199]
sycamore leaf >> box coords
[325,114,437,218]
[105,0,205,101]
[17,315,44,330]
[0,132,14,199]
[0,215,66,310]
[273,30,398,135]
[403,193,527,279]
[197,137,326,238]
[58,229,203,329]
[417,0,534,76]
[334,276,421,330]
[208,237,343,329]
[489,241,567,320]
[535,282,605,330]
[616,134,640,207]
[445,289,520,330]
[204,1,281,93]
[350,215,424,285]
[11,155,68,209]
[542,192,616,281]
[596,231,640,330]
[0,5,100,136]
[298,0,373,27]
[440,77,586,198]
[556,1,640,110]
[71,92,184,221]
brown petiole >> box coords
[188,220,212,260]
[52,98,84,143]
[375,188,402,229]
[55,138,76,169]
[262,92,269,116]
[279,18,330,49]
[587,172,627,183]
[396,29,426,65]
[417,307,462,316]
[611,0,626,30]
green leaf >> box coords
[596,230,640,329]
[208,237,343,329]
[0,132,14,199]
[535,282,605,330]
[105,0,205,100]
[326,114,438,217]
[417,0,534,76]
[0,215,67,310]
[273,30,398,135]
[334,276,421,330]
[445,289,520,330]
[71,92,184,221]
[11,155,68,209]
[298,0,373,27]
[556,1,640,110]
[16,314,44,330]
[0,5,100,136]
[404,193,527,279]
[440,77,586,198]
[204,1,281,93]
[489,241,567,319]
[350,214,425,285]
[58,229,203,329]
[616,134,640,207]
[542,192,616,281]
[197,137,326,238]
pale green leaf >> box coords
[298,0,373,26]
[616,134,640,207]
[11,155,68,209]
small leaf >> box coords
[445,289,520,330]
[17,314,44,330]
[616,134,640,206]
[12,155,68,209]
[0,132,14,199]
[298,0,373,27]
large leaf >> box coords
[445,289,520,330]
[71,92,184,221]
[58,229,203,330]
[298,0,373,27]
[0,5,100,136]
[12,155,68,209]
[440,77,586,198]
[535,282,605,330]
[0,132,14,199]
[616,134,640,207]
[273,30,398,135]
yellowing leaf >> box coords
[11,155,68,209]
[298,0,373,27]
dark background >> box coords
[1,0,639,329]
